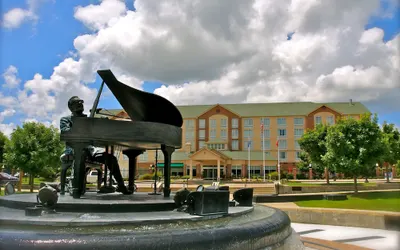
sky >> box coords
[0,0,399,136]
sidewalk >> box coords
[292,223,400,250]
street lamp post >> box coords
[149,148,161,195]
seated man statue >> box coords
[59,96,131,195]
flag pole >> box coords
[277,139,280,183]
[248,138,251,182]
[262,119,265,182]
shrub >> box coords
[269,171,278,180]
[296,173,306,179]
[286,173,294,179]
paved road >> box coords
[292,223,400,250]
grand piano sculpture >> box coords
[60,69,183,199]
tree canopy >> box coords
[4,122,64,180]
[322,114,384,192]
[298,124,328,180]
[0,131,8,165]
[381,122,400,181]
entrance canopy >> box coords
[156,163,184,168]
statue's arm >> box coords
[60,117,72,132]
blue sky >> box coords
[0,0,399,131]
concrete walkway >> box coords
[292,223,400,250]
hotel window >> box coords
[199,130,205,139]
[295,140,300,150]
[209,119,216,128]
[294,128,304,138]
[296,151,301,161]
[210,129,216,138]
[261,118,270,127]
[244,118,253,127]
[138,152,148,162]
[265,151,271,156]
[156,150,164,160]
[294,118,304,126]
[243,139,253,150]
[221,118,227,128]
[244,129,253,138]
[279,151,287,160]
[278,128,287,138]
[232,129,239,139]
[231,165,242,178]
[261,140,271,150]
[278,140,287,149]
[231,140,239,150]
[232,118,239,128]
[315,116,322,125]
[221,129,227,139]
[185,120,194,128]
[199,141,205,149]
[185,130,194,140]
[208,144,226,150]
[277,118,286,126]
[262,129,270,138]
[199,119,206,129]
[327,116,334,125]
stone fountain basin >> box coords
[0,193,304,250]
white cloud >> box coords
[1,0,51,29]
[0,109,16,123]
[74,0,127,31]
[2,0,400,131]
[0,123,16,137]
[2,65,21,88]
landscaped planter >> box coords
[278,182,400,194]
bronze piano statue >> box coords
[60,69,183,199]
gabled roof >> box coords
[189,147,229,160]
[98,101,369,119]
[177,102,369,118]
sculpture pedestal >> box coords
[0,191,305,250]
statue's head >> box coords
[68,96,84,115]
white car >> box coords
[86,170,117,185]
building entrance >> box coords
[202,165,224,180]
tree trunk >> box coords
[385,163,390,183]
[29,174,34,193]
[326,167,330,184]
[353,176,358,193]
[365,177,369,183]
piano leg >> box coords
[71,143,89,199]
[161,145,175,198]
[123,149,144,193]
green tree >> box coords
[323,114,384,193]
[381,122,400,182]
[4,122,64,192]
[298,124,329,183]
[0,131,9,166]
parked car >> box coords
[0,172,19,181]
[0,172,19,185]
[86,170,117,185]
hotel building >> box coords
[108,101,369,180]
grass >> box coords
[295,191,400,212]
[21,177,50,185]
[285,182,377,187]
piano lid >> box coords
[97,69,183,127]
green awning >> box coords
[157,163,184,168]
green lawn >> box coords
[286,182,377,187]
[295,191,400,212]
